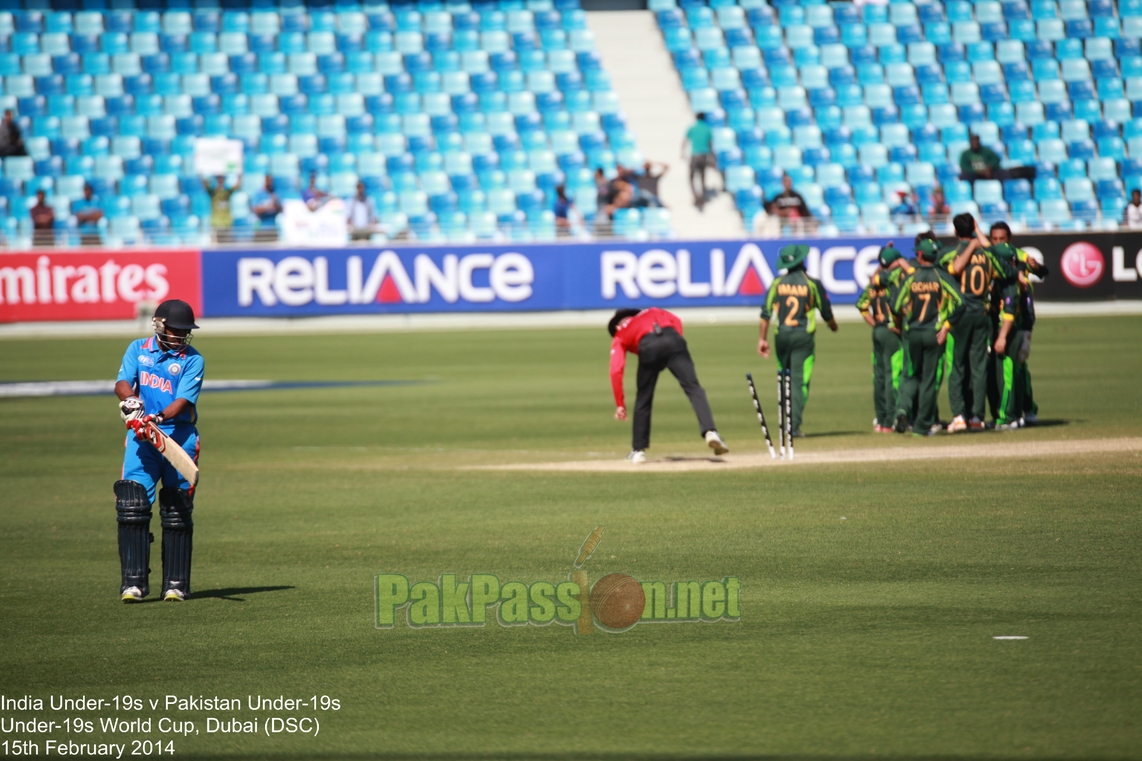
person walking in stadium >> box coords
[857,245,906,433]
[609,307,728,463]
[892,239,965,436]
[940,214,1006,433]
[113,299,204,603]
[989,221,1047,425]
[682,112,715,210]
[758,244,838,437]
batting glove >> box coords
[119,396,145,423]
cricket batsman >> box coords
[113,299,204,602]
[758,244,838,437]
[939,214,1008,433]
[856,246,905,433]
[892,239,965,436]
[609,307,728,463]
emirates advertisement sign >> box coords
[0,250,202,323]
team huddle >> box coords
[856,215,1044,436]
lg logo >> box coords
[1060,243,1105,288]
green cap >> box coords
[777,244,810,270]
[915,239,940,259]
[990,242,1016,260]
[878,246,902,266]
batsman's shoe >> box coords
[121,586,145,603]
[163,589,187,602]
[893,411,909,434]
[626,450,647,464]
[705,430,729,455]
[948,415,968,433]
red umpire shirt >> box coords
[609,307,685,408]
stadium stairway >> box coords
[589,9,745,238]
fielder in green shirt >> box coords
[892,239,965,436]
[758,244,838,437]
[986,242,1028,430]
[938,214,1008,432]
[990,222,1048,426]
[856,245,906,433]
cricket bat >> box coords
[130,419,200,487]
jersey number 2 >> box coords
[783,296,800,327]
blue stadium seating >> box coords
[655,0,1137,231]
[2,0,658,245]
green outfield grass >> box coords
[1,315,1141,759]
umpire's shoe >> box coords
[705,430,729,455]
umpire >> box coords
[609,307,728,463]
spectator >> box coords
[302,171,327,211]
[594,167,610,209]
[682,112,715,210]
[0,110,26,158]
[72,182,103,246]
[1125,189,1142,229]
[959,133,1002,182]
[616,166,654,209]
[30,190,55,247]
[891,189,919,221]
[601,178,634,221]
[251,174,282,242]
[202,174,240,243]
[554,185,575,233]
[634,161,669,208]
[344,181,378,241]
[766,173,812,221]
[928,185,950,218]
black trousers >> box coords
[632,328,716,451]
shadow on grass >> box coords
[190,585,295,602]
[662,456,728,463]
[801,430,862,438]
[1028,418,1069,428]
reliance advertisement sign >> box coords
[202,238,891,317]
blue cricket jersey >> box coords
[117,336,205,427]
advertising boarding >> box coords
[4,232,1142,323]
[201,238,891,317]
